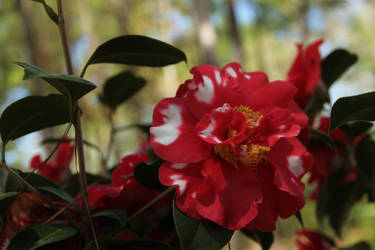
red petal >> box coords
[245,165,305,232]
[150,97,212,163]
[112,153,148,187]
[267,138,312,196]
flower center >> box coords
[214,105,270,168]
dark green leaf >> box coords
[38,186,79,208]
[5,168,59,192]
[340,241,371,250]
[0,94,70,145]
[63,173,110,197]
[309,127,337,154]
[100,71,146,111]
[81,35,187,76]
[15,62,96,103]
[32,0,58,25]
[0,192,18,216]
[321,49,358,88]
[93,209,127,227]
[294,211,304,228]
[113,123,151,135]
[340,121,373,141]
[84,237,173,250]
[316,172,365,236]
[241,229,274,250]
[355,136,375,200]
[7,224,77,250]
[173,201,233,250]
[133,159,167,191]
[329,91,375,133]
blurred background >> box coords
[0,0,374,249]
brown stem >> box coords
[57,0,74,75]
[102,111,114,175]
[56,1,99,249]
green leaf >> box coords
[63,173,110,197]
[7,224,77,250]
[5,168,59,192]
[316,172,365,236]
[133,159,167,191]
[241,229,274,250]
[32,0,58,25]
[340,241,371,250]
[38,186,79,209]
[340,121,373,141]
[294,211,304,228]
[0,192,18,216]
[15,62,96,103]
[93,209,127,227]
[83,237,173,250]
[355,136,375,200]
[100,71,146,111]
[321,49,358,88]
[173,201,233,250]
[309,127,337,154]
[81,35,187,76]
[0,94,71,145]
[329,91,375,133]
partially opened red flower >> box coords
[30,141,74,185]
[150,62,312,231]
[296,229,333,250]
[307,117,357,199]
[287,40,324,109]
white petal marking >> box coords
[195,76,214,104]
[170,174,187,194]
[188,81,197,90]
[171,163,188,169]
[199,118,222,143]
[244,74,251,79]
[216,103,231,112]
[151,104,182,146]
[226,67,237,78]
[288,156,304,177]
[215,70,222,85]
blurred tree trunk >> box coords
[194,0,218,65]
[226,0,244,64]
[299,0,310,42]
[252,0,266,71]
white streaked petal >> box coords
[195,76,214,103]
[287,156,304,177]
[226,67,237,78]
[151,104,182,145]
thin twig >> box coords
[126,187,174,223]
[56,1,99,249]
[102,111,114,175]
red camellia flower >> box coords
[307,117,357,199]
[150,62,313,231]
[286,40,324,109]
[30,141,74,185]
[296,229,333,250]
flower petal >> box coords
[150,98,211,163]
[267,137,312,196]
[112,153,148,187]
[245,165,305,232]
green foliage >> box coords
[340,121,373,142]
[93,209,127,227]
[0,192,18,216]
[355,136,375,201]
[32,0,59,25]
[340,241,372,250]
[321,49,358,88]
[241,229,274,250]
[308,127,337,154]
[15,62,96,104]
[294,211,304,228]
[99,71,146,111]
[7,224,78,250]
[93,209,127,233]
[316,172,366,236]
[329,91,375,133]
[173,201,233,250]
[5,168,59,192]
[0,94,70,145]
[81,35,187,76]
[133,159,167,191]
[37,186,79,209]
[62,173,110,197]
[83,237,173,250]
